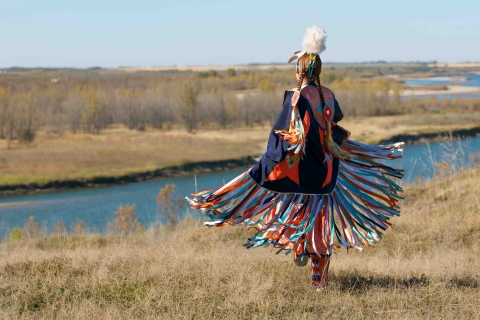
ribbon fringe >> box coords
[274,103,306,156]
[186,139,404,254]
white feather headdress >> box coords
[288,26,327,63]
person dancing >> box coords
[187,26,404,291]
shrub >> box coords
[156,184,184,226]
[225,68,236,77]
[134,222,146,235]
[9,227,25,242]
[258,79,275,92]
[52,220,69,235]
[108,204,137,235]
[24,216,44,239]
[73,220,86,236]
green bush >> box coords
[225,68,236,77]
[9,227,25,242]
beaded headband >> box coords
[296,53,317,77]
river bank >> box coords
[401,85,480,97]
[1,125,480,198]
[378,126,480,145]
[0,156,257,198]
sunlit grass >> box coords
[0,126,268,186]
[0,167,479,319]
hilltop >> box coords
[0,167,479,319]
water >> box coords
[391,137,480,182]
[1,137,480,238]
[404,74,480,87]
[403,73,480,99]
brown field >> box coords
[1,113,480,187]
[0,166,479,319]
[0,126,267,186]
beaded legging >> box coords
[311,254,330,289]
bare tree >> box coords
[179,83,199,133]
[13,89,39,142]
[0,87,8,139]
[156,184,184,226]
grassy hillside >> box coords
[0,167,479,319]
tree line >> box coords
[1,65,479,142]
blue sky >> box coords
[1,0,479,68]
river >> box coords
[404,73,480,99]
[1,137,480,238]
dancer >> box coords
[187,26,404,290]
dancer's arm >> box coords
[333,94,344,123]
[264,92,295,162]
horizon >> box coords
[1,0,479,68]
[2,60,479,71]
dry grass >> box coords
[0,167,479,319]
[336,114,480,145]
[0,126,268,186]
[2,115,480,187]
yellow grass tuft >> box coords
[0,168,479,319]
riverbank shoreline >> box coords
[0,156,257,198]
[377,126,480,145]
[404,76,469,82]
[1,126,480,198]
[400,85,480,97]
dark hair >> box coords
[296,54,325,108]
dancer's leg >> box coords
[310,253,330,290]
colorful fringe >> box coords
[311,254,330,289]
[186,139,404,255]
[274,91,306,157]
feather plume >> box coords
[302,26,326,55]
[288,50,306,63]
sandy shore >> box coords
[0,201,34,208]
[0,157,257,198]
[427,62,480,68]
[407,76,469,82]
[400,85,480,97]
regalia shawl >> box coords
[187,83,404,257]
